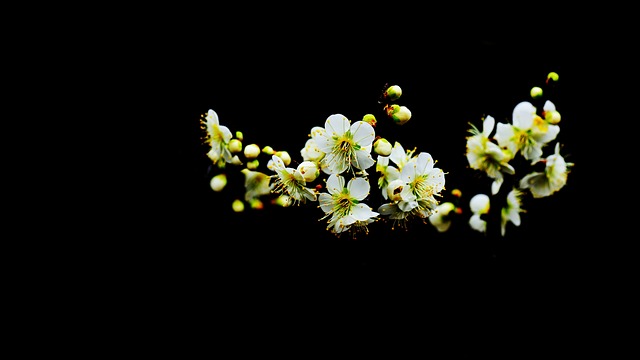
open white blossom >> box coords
[519,142,573,198]
[267,155,317,205]
[202,109,235,167]
[314,114,376,175]
[318,173,379,235]
[494,101,560,162]
[501,188,525,236]
[465,116,515,195]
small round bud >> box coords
[530,86,543,99]
[229,139,243,153]
[275,151,291,166]
[244,144,261,159]
[249,198,264,210]
[374,138,392,156]
[247,159,259,170]
[262,145,275,155]
[451,189,462,198]
[235,131,244,141]
[385,85,402,101]
[386,104,412,125]
[545,110,561,124]
[231,199,245,212]
[210,174,227,192]
[362,114,377,127]
[297,161,319,182]
[546,72,559,83]
[469,194,490,214]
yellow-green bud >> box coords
[547,72,559,83]
[386,104,412,125]
[374,138,392,156]
[247,159,259,170]
[229,139,243,153]
[297,161,319,182]
[262,145,275,155]
[362,114,377,127]
[210,174,227,192]
[385,85,402,101]
[231,199,245,212]
[275,151,291,166]
[235,131,244,141]
[530,87,543,99]
[244,144,261,159]
[249,198,264,210]
[545,110,561,124]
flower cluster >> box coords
[200,72,573,239]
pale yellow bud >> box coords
[545,110,561,124]
[247,159,259,170]
[210,174,227,192]
[374,138,392,156]
[297,161,319,182]
[530,87,543,99]
[386,104,412,125]
[385,85,403,101]
[244,144,261,159]
[262,145,275,155]
[229,139,243,153]
[231,199,245,212]
[362,114,377,127]
[275,151,291,166]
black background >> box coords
[142,35,588,297]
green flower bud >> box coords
[385,85,402,101]
[374,138,392,156]
[530,86,543,99]
[235,131,244,141]
[262,145,275,155]
[546,72,559,83]
[229,139,243,153]
[545,110,561,124]
[247,159,260,170]
[231,199,245,212]
[386,104,412,125]
[362,114,377,127]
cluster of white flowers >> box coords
[200,72,573,239]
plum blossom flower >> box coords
[314,114,376,175]
[429,202,456,233]
[267,154,317,206]
[519,142,573,198]
[465,115,515,195]
[202,109,235,168]
[494,101,560,162]
[501,188,525,236]
[318,173,379,235]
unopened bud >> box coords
[231,199,245,212]
[374,138,392,156]
[229,139,243,153]
[545,110,561,124]
[244,144,261,159]
[210,174,227,192]
[530,87,543,99]
[275,151,291,166]
[386,104,412,125]
[546,72,559,84]
[262,145,275,155]
[297,161,319,182]
[235,131,244,141]
[362,114,377,127]
[385,85,403,101]
[247,159,260,170]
